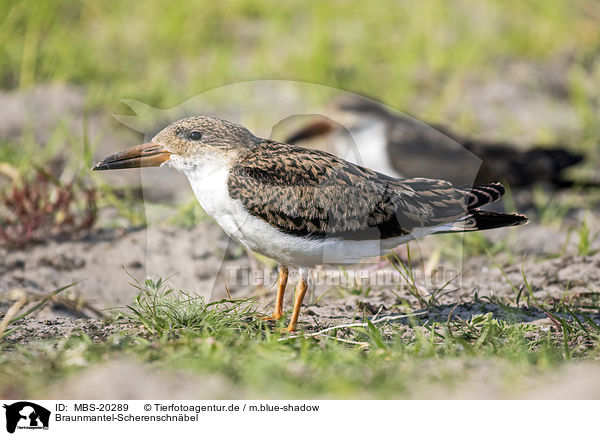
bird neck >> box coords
[181,152,233,217]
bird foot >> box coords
[258,311,284,322]
[284,324,298,333]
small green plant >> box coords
[124,277,262,339]
[577,214,598,257]
[388,244,428,308]
[386,244,458,309]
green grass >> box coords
[1,277,599,398]
[577,213,599,256]
[1,0,598,115]
[125,277,261,339]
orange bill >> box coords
[91,143,171,171]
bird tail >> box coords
[432,209,528,234]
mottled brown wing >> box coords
[228,141,472,240]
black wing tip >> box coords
[431,210,528,235]
[504,213,529,227]
[471,210,528,231]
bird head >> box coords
[92,116,259,172]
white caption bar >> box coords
[0,400,596,435]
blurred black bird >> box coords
[284,94,586,188]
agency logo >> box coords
[2,402,50,434]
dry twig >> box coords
[280,310,428,344]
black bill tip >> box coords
[90,143,171,172]
[91,162,109,171]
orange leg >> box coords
[286,276,308,332]
[272,265,288,320]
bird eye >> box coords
[189,131,202,141]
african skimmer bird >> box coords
[92,116,527,332]
[284,94,584,188]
